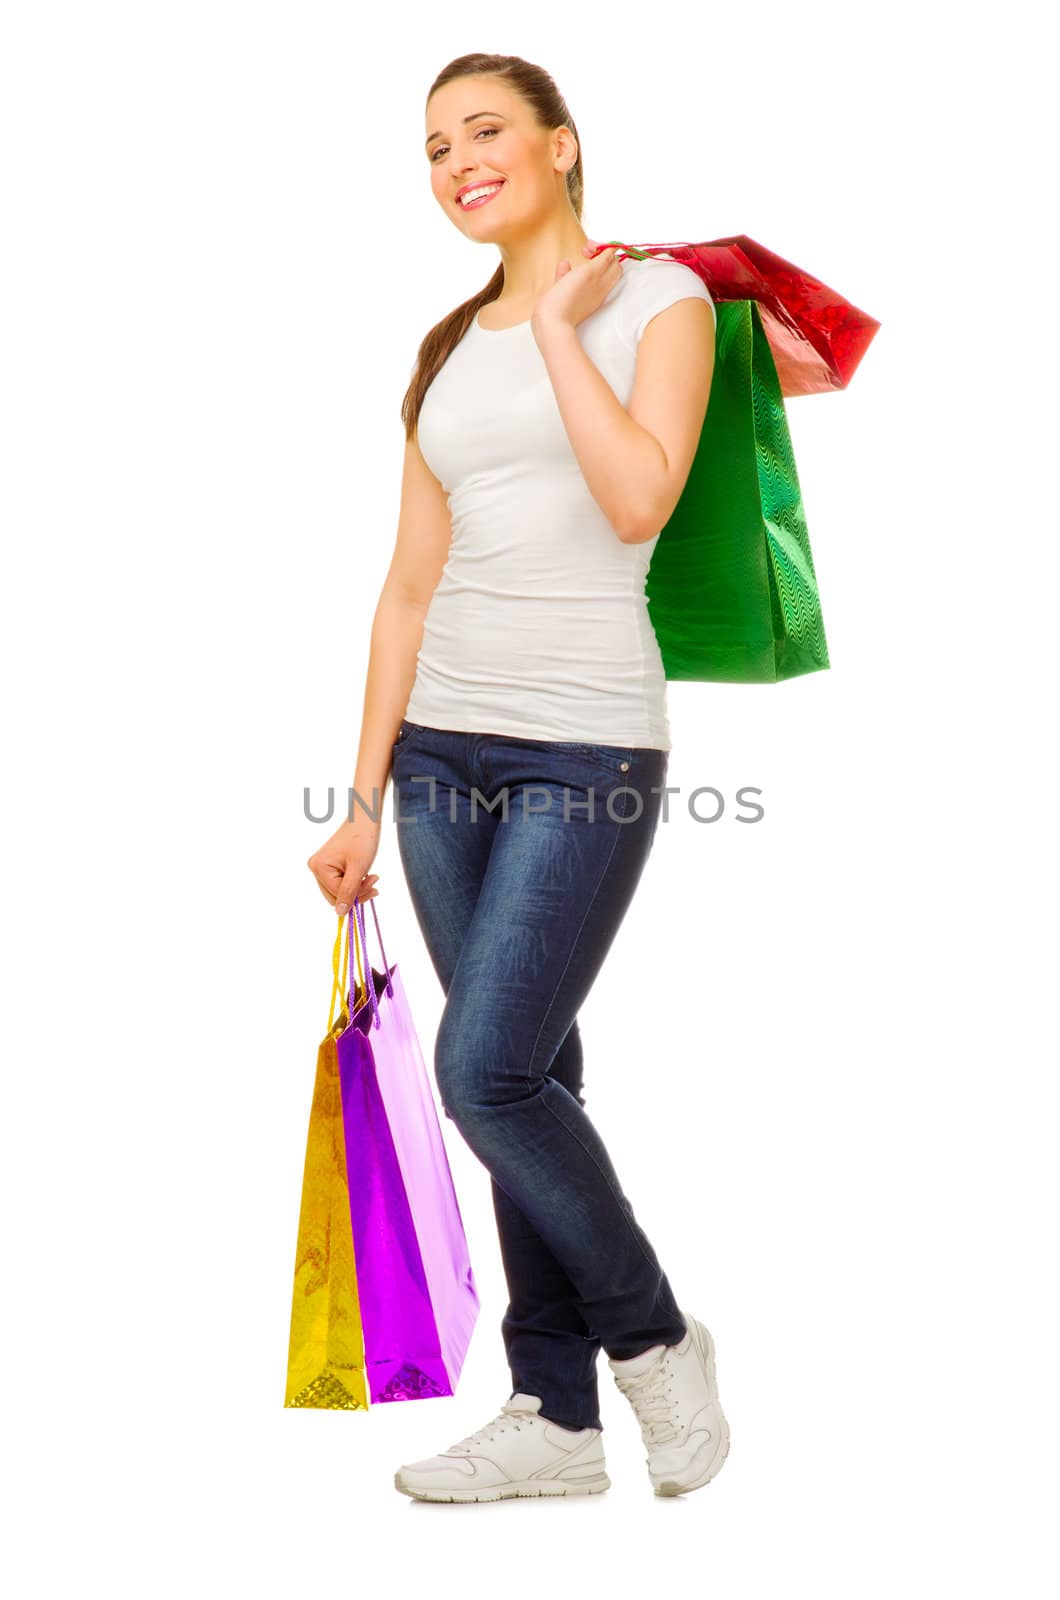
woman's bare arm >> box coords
[532,296,715,543]
[307,432,450,911]
[352,432,451,804]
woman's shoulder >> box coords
[612,251,716,345]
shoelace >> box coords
[446,1401,531,1452]
[613,1357,680,1445]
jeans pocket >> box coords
[553,741,633,776]
[393,719,427,748]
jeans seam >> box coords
[538,1090,661,1272]
[524,814,625,1086]
[522,808,662,1272]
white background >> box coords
[3,3,1056,1595]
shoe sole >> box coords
[394,1470,611,1503]
[650,1318,732,1497]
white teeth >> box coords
[460,183,502,206]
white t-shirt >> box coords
[407,252,716,750]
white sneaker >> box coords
[608,1312,731,1496]
[393,1393,611,1503]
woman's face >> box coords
[425,76,570,240]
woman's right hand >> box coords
[307,818,381,915]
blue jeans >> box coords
[389,720,688,1432]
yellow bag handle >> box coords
[327,906,365,1032]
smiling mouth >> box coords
[458,180,505,209]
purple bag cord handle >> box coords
[348,896,394,1030]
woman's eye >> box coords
[430,127,498,162]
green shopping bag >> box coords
[646,297,830,683]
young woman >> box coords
[307,51,730,1503]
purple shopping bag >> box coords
[336,896,479,1403]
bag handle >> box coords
[327,910,363,1032]
[599,238,648,261]
[328,896,393,1033]
[350,896,394,1030]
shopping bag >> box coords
[651,295,830,682]
[284,899,480,1409]
[604,234,880,396]
[283,913,369,1409]
[599,236,880,681]
[337,895,480,1404]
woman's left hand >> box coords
[531,242,623,339]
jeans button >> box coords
[620,761,629,772]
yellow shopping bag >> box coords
[284,916,370,1409]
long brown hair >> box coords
[400,53,585,441]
